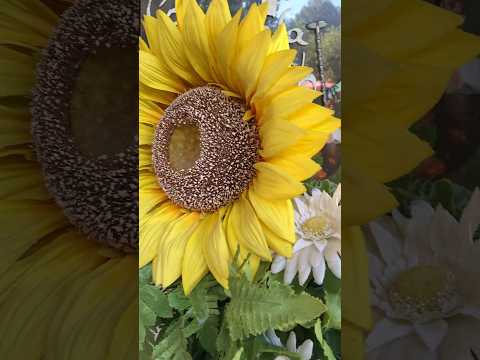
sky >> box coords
[278,0,341,19]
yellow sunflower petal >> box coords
[155,10,203,86]
[342,165,397,226]
[227,195,271,261]
[237,3,267,52]
[182,0,214,82]
[139,147,153,170]
[257,87,321,124]
[0,200,68,272]
[0,47,35,97]
[139,50,186,93]
[216,10,242,89]
[252,49,297,101]
[260,222,293,257]
[202,210,231,288]
[159,212,200,287]
[252,162,305,200]
[139,123,154,146]
[259,119,305,158]
[234,29,272,101]
[267,153,320,182]
[206,0,231,41]
[48,256,137,360]
[0,231,107,358]
[0,160,50,200]
[139,82,177,105]
[248,188,295,244]
[182,218,212,295]
[139,98,163,126]
[270,22,290,53]
[264,66,313,100]
[139,203,182,268]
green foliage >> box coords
[152,318,192,360]
[139,265,172,350]
[224,271,327,341]
[315,320,336,360]
[389,177,472,220]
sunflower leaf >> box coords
[224,272,327,340]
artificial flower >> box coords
[266,330,314,360]
[272,185,341,285]
[366,189,480,359]
[0,0,137,358]
[342,2,480,357]
[139,0,339,294]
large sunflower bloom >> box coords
[0,0,137,358]
[139,0,339,293]
[342,1,480,359]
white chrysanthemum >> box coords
[366,189,480,360]
[271,185,341,285]
[265,330,314,360]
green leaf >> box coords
[198,315,220,356]
[152,318,192,360]
[324,291,341,330]
[315,320,336,360]
[225,273,327,340]
[168,287,192,311]
[139,268,172,350]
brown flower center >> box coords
[152,86,259,213]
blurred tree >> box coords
[287,0,341,81]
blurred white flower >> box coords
[265,330,314,360]
[272,185,341,285]
[366,189,480,360]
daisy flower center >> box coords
[32,0,139,252]
[152,86,260,213]
[388,265,459,322]
[302,215,332,240]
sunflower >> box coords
[0,0,137,358]
[139,0,339,294]
[342,1,480,359]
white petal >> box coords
[286,331,297,352]
[312,239,327,253]
[298,249,312,285]
[271,256,287,274]
[366,318,413,352]
[332,184,341,205]
[460,188,480,235]
[293,238,313,252]
[312,257,326,285]
[309,248,323,267]
[284,254,300,284]
[369,220,403,265]
[297,339,314,360]
[413,319,448,352]
[324,245,341,278]
[265,329,283,347]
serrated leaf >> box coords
[315,320,336,360]
[225,275,327,340]
[152,318,192,360]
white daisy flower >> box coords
[366,189,480,360]
[272,185,341,285]
[265,330,314,360]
